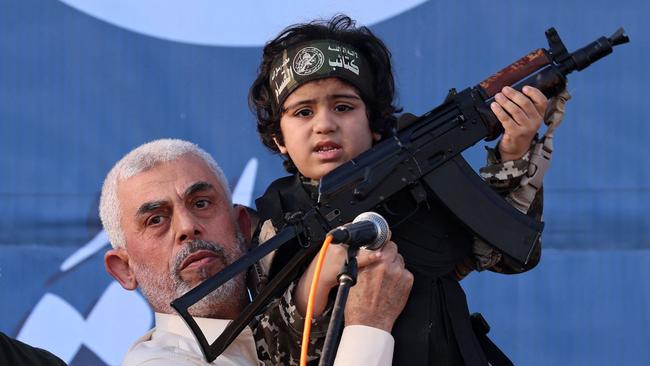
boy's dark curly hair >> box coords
[249,14,400,173]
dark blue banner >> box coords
[1,1,647,364]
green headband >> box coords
[269,40,374,112]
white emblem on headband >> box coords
[293,46,324,76]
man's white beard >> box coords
[134,234,247,318]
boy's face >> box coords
[275,77,379,180]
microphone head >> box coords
[353,212,389,250]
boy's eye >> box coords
[334,104,353,112]
[294,108,313,117]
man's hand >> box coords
[344,241,413,332]
[295,241,385,317]
[491,86,548,161]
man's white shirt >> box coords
[122,312,394,365]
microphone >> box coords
[327,212,390,250]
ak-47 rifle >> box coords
[171,27,629,362]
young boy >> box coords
[250,15,564,365]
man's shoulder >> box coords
[122,328,199,366]
[0,332,67,366]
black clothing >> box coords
[256,174,490,366]
[0,332,67,366]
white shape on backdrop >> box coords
[231,158,258,207]
[17,283,152,365]
[81,282,152,365]
[60,229,108,272]
[57,0,427,46]
[17,294,84,363]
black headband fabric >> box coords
[269,40,374,111]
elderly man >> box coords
[99,139,412,365]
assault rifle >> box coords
[171,27,629,362]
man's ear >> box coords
[372,132,382,142]
[233,204,253,243]
[272,136,288,154]
[105,248,138,290]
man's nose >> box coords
[174,209,202,243]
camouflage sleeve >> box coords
[454,140,544,280]
[479,143,534,193]
[252,281,332,366]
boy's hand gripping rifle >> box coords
[171,27,629,362]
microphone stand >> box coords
[318,245,359,366]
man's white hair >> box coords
[99,139,232,249]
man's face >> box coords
[276,77,379,180]
[114,154,246,317]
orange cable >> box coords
[299,234,333,366]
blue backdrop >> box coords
[1,1,648,365]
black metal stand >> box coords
[318,246,359,366]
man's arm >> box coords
[252,237,412,366]
[335,241,413,366]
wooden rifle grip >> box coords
[479,49,551,97]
